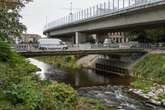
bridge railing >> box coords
[73,42,165,50]
[90,43,165,49]
[44,0,163,31]
[15,42,165,52]
[15,43,39,52]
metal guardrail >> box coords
[91,43,165,49]
[15,44,39,51]
[44,0,163,31]
[15,43,165,52]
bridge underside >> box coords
[19,49,147,57]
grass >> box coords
[77,97,113,110]
[158,93,165,100]
[131,53,165,97]
[130,79,153,93]
[132,53,165,83]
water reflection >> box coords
[28,58,131,87]
[28,58,47,79]
[28,58,67,81]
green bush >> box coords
[4,77,43,110]
[41,83,78,110]
[0,57,39,87]
[0,41,12,62]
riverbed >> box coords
[28,58,165,110]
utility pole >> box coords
[69,2,73,15]
[62,1,81,22]
[69,2,73,22]
[46,16,48,26]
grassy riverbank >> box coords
[34,56,81,71]
[131,53,165,84]
[130,53,165,101]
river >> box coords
[28,58,165,110]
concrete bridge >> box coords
[16,43,164,75]
[43,0,165,46]
[17,45,148,76]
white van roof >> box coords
[38,38,62,44]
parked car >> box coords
[128,41,139,48]
[103,38,119,48]
[38,38,68,50]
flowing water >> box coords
[28,58,165,110]
[28,58,131,87]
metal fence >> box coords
[91,43,165,49]
[15,43,39,51]
[15,42,165,52]
[44,0,163,31]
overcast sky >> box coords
[20,0,109,37]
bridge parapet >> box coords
[44,0,163,32]
[15,43,39,52]
[15,43,165,53]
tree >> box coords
[127,28,165,43]
[86,36,96,44]
[146,28,165,42]
[0,0,31,41]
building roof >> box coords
[0,0,32,8]
[0,0,18,8]
[22,33,41,38]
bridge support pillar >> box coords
[75,32,88,47]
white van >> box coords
[38,38,68,50]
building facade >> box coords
[15,34,41,44]
[108,32,128,43]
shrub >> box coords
[0,41,12,62]
[4,77,43,110]
[41,83,78,110]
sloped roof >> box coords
[22,33,41,38]
[0,0,18,8]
